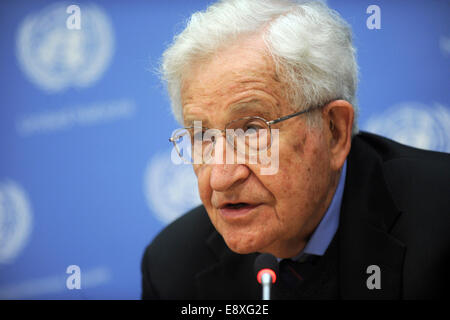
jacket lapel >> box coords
[339,136,406,299]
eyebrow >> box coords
[183,99,278,128]
[228,99,277,120]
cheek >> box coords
[296,140,333,209]
[273,143,306,194]
[268,133,330,212]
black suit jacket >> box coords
[141,132,450,299]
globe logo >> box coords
[0,180,33,264]
[143,152,202,225]
[365,102,450,153]
[16,2,114,92]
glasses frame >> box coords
[169,104,322,164]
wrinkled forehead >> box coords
[181,39,276,96]
[180,38,284,127]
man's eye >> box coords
[244,122,265,132]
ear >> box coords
[322,100,354,171]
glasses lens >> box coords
[170,118,272,165]
[171,127,215,164]
[227,118,271,155]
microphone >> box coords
[254,253,278,300]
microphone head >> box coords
[254,253,279,284]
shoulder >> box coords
[353,131,450,246]
[353,132,450,213]
[353,132,450,209]
[354,131,450,165]
[141,205,219,299]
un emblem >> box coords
[16,2,114,92]
[365,102,450,153]
[144,152,202,225]
[0,180,33,264]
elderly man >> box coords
[141,0,449,299]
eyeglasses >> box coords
[169,104,321,164]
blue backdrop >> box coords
[0,0,449,299]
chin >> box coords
[222,231,274,255]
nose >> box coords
[210,163,250,192]
[207,134,251,191]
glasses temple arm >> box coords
[267,108,313,125]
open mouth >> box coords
[219,202,260,219]
[224,203,250,209]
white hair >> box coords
[161,0,359,135]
